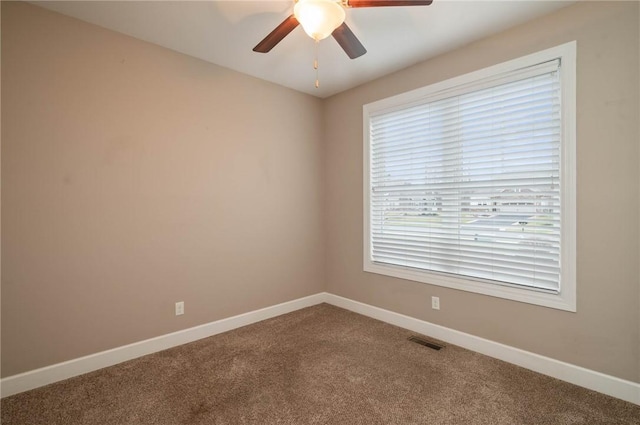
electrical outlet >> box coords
[175,301,184,316]
[431,296,440,310]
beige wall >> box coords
[324,0,640,383]
[1,2,325,377]
[2,0,639,385]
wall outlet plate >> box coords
[431,296,440,310]
[175,301,184,316]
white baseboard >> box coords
[0,293,328,398]
[3,292,638,406]
[324,293,640,405]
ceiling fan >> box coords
[253,0,434,60]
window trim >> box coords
[363,42,576,312]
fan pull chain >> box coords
[314,40,319,88]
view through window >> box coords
[364,43,576,311]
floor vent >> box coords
[408,336,444,351]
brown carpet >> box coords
[2,304,639,424]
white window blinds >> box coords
[368,60,562,292]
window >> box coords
[363,42,576,311]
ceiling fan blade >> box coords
[346,0,433,7]
[253,15,299,53]
[332,22,367,59]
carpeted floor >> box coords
[2,304,639,424]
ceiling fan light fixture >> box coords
[294,0,346,41]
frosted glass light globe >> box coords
[294,0,346,41]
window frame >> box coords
[363,42,577,312]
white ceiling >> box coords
[32,1,576,98]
